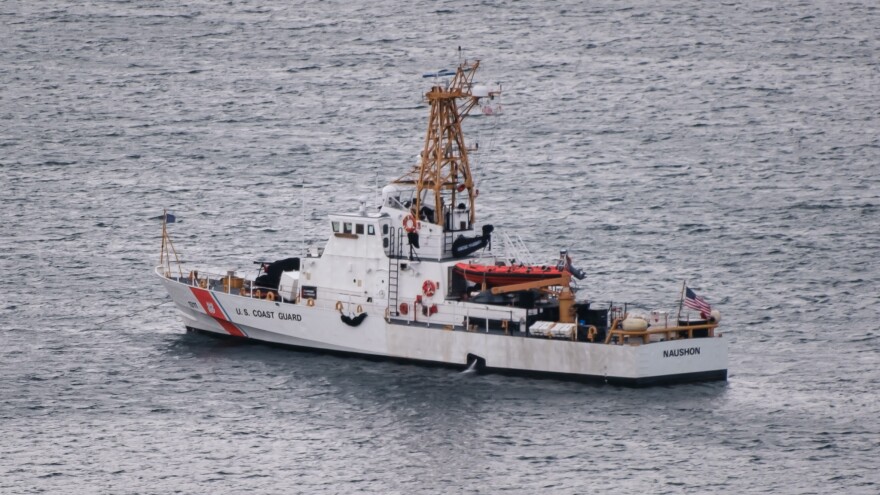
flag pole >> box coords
[676,280,686,322]
[160,209,167,272]
[159,209,183,278]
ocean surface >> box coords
[2,1,878,493]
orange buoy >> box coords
[403,214,419,233]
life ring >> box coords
[403,214,419,233]
[399,302,409,315]
[266,292,275,302]
[356,305,363,314]
[335,301,343,312]
[422,280,437,297]
[307,298,315,307]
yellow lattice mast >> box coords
[394,59,496,230]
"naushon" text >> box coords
[663,347,700,358]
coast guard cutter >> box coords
[156,60,728,386]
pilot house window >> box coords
[331,221,340,233]
[367,225,375,235]
[343,222,353,234]
[356,224,365,235]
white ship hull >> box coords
[160,270,727,386]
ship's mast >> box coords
[394,59,495,230]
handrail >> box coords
[605,322,719,345]
[499,230,535,265]
[159,266,715,344]
[160,266,271,296]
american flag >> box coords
[684,287,712,314]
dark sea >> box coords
[2,1,878,493]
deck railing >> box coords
[161,266,719,345]
[604,319,719,345]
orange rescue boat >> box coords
[454,262,566,287]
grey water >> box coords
[2,1,879,493]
